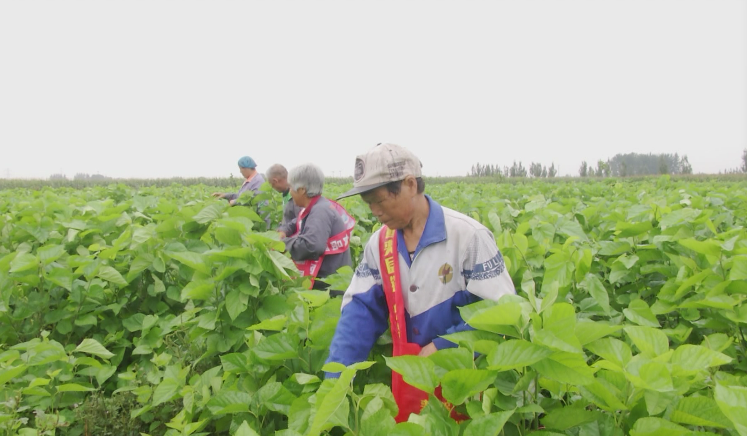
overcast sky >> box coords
[1,1,745,179]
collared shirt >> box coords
[224,173,265,202]
[325,195,516,375]
[282,189,292,206]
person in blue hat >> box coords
[212,156,266,206]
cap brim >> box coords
[336,181,390,200]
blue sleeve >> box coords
[324,282,389,377]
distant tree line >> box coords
[469,161,557,178]
[48,173,112,181]
[721,149,747,174]
[579,153,693,177]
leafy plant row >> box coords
[0,177,746,435]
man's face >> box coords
[360,178,417,229]
[269,177,284,192]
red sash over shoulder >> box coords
[294,196,355,288]
[378,226,468,423]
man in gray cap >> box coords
[325,143,516,422]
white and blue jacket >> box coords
[325,196,516,376]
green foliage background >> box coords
[1,176,747,436]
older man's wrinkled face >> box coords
[290,186,307,207]
[269,177,283,192]
[361,177,418,229]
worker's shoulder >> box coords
[441,205,490,233]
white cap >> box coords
[337,143,423,199]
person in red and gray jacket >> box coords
[281,163,354,292]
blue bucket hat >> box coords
[238,156,257,169]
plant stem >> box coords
[534,374,539,429]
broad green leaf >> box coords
[488,211,503,234]
[307,370,355,436]
[671,396,732,428]
[152,378,180,406]
[673,270,712,300]
[193,202,225,224]
[729,256,747,281]
[574,248,593,282]
[463,302,522,333]
[257,382,297,415]
[542,407,599,431]
[166,251,211,274]
[535,303,581,353]
[578,378,628,412]
[97,266,128,286]
[616,221,653,238]
[0,365,26,385]
[644,390,678,416]
[267,250,296,277]
[288,393,313,434]
[556,217,588,242]
[234,421,260,436]
[220,353,250,373]
[295,290,330,308]
[180,280,215,301]
[38,244,65,266]
[206,390,252,415]
[28,378,50,388]
[581,274,611,315]
[225,289,248,321]
[463,410,514,436]
[623,299,660,328]
[678,238,722,257]
[74,338,115,359]
[9,253,38,273]
[715,383,747,436]
[141,315,158,331]
[428,348,474,374]
[659,208,700,230]
[629,417,691,436]
[153,275,165,294]
[533,352,595,386]
[215,227,242,246]
[586,338,632,369]
[542,253,574,294]
[56,383,95,392]
[438,330,506,353]
[440,369,496,405]
[487,340,554,371]
[575,321,622,346]
[247,315,288,331]
[23,386,51,397]
[671,344,732,373]
[384,355,438,394]
[598,241,631,256]
[252,333,298,361]
[638,361,673,392]
[360,398,396,436]
[123,314,146,332]
[624,326,669,358]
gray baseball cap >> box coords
[337,143,423,200]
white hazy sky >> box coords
[1,1,745,179]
